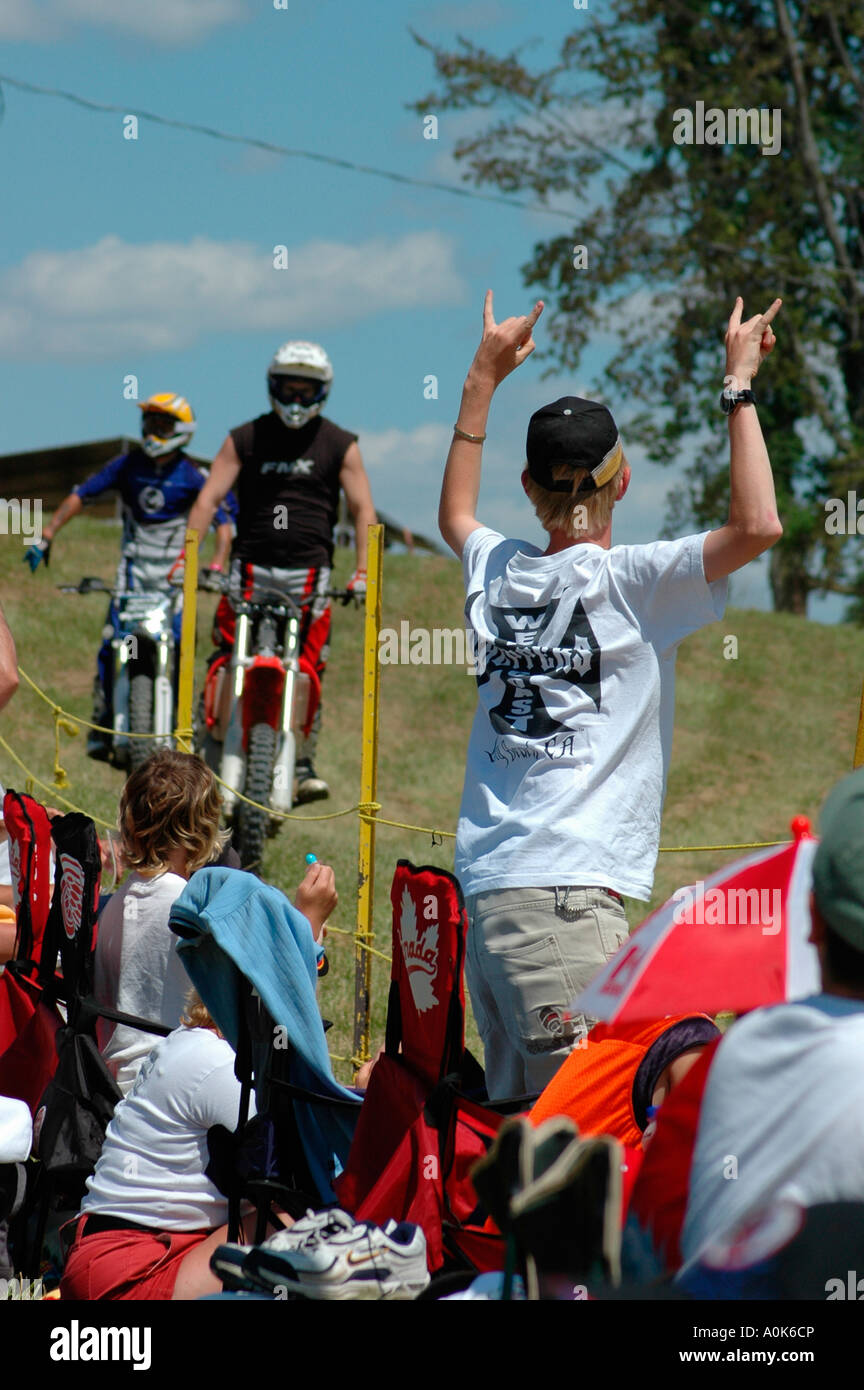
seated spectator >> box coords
[94,750,226,1094]
[62,851,336,1303]
[60,992,283,1301]
[528,1014,719,1148]
[679,768,864,1272]
[96,750,335,1096]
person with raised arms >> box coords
[439,289,782,1099]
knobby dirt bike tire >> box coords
[128,673,154,775]
[233,722,278,872]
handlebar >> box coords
[58,576,359,608]
[197,577,360,609]
[57,579,182,609]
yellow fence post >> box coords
[854,679,864,769]
[175,528,199,753]
[353,523,383,1068]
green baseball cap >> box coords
[811,768,864,951]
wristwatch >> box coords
[720,379,756,416]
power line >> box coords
[0,71,854,290]
[0,72,579,222]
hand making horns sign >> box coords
[471,290,545,388]
[725,295,782,384]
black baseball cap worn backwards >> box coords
[526,396,623,495]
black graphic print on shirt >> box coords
[469,592,601,740]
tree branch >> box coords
[774,0,862,304]
[823,3,864,110]
[818,578,861,596]
[787,324,851,449]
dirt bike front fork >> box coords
[111,629,173,753]
[220,610,301,815]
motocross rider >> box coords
[25,393,235,760]
[186,342,377,803]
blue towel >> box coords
[169,867,360,1202]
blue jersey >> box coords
[74,449,236,588]
[74,449,234,524]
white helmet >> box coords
[267,341,333,429]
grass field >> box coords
[2,519,864,1082]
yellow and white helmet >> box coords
[138,392,196,460]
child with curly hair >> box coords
[94,749,227,1095]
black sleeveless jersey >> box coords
[230,412,358,568]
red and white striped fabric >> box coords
[576,817,820,1023]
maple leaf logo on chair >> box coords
[398,887,439,1014]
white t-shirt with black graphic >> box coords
[455,528,727,901]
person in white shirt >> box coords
[62,853,337,1301]
[96,747,337,1096]
[95,870,194,1094]
[59,1000,292,1300]
[94,749,226,1094]
[439,290,782,1098]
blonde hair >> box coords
[524,455,627,539]
[181,988,219,1032]
[119,749,226,875]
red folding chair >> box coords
[336,860,523,1274]
[0,792,63,1111]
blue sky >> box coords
[0,0,822,615]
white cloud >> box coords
[0,0,42,38]
[0,231,465,358]
[0,0,248,42]
[360,423,452,542]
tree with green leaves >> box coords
[412,1,864,616]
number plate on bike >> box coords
[119,592,169,624]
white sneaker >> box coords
[245,1210,430,1300]
[257,1207,356,1255]
[211,1208,349,1287]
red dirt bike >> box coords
[198,583,352,870]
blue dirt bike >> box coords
[59,577,183,773]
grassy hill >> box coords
[2,519,863,1081]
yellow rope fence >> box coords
[2,661,793,1071]
[1,667,791,951]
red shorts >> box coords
[60,1217,211,1301]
